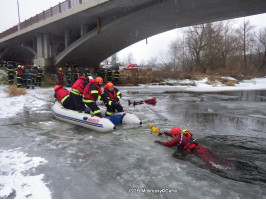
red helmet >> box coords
[95,77,103,83]
[152,97,156,100]
[170,127,182,136]
[106,82,114,89]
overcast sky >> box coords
[0,0,266,63]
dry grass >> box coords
[119,70,161,85]
[5,84,27,97]
[179,81,197,86]
[152,69,206,81]
[206,75,239,86]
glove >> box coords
[149,125,161,134]
[154,140,162,145]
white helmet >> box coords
[87,76,93,80]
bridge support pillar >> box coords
[81,24,89,36]
[34,34,53,68]
[65,28,70,48]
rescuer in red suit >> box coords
[82,77,103,117]
[152,126,228,168]
[144,97,157,105]
[70,76,87,112]
[54,85,74,110]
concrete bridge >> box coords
[0,0,266,71]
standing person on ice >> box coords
[82,77,103,117]
[102,82,123,116]
[151,126,229,168]
[26,67,36,89]
[58,68,65,85]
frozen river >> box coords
[0,82,266,198]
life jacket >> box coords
[71,76,86,93]
[55,86,70,103]
[83,80,101,101]
[17,69,23,77]
[58,71,64,77]
[178,129,198,151]
[103,86,117,100]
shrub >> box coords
[5,84,27,96]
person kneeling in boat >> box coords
[102,82,123,116]
[54,85,74,110]
[82,77,103,117]
[70,76,87,112]
[151,126,227,168]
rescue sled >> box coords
[51,101,141,132]
[128,97,157,107]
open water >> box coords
[0,86,266,198]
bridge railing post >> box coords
[59,2,62,13]
[68,0,71,9]
[79,0,82,4]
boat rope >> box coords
[120,104,152,126]
[121,104,170,140]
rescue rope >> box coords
[120,104,153,126]
[121,103,169,140]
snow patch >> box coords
[0,148,51,199]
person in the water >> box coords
[151,126,230,168]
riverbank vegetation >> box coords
[5,84,27,96]
[137,19,266,81]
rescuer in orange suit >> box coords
[151,126,230,168]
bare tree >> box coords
[185,24,209,72]
[111,53,118,65]
[146,57,157,69]
[254,28,266,72]
[236,18,255,70]
[202,22,224,71]
[218,20,240,70]
[168,40,179,71]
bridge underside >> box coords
[0,46,36,63]
[1,0,266,71]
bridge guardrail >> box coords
[0,0,89,39]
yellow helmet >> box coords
[59,68,62,71]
